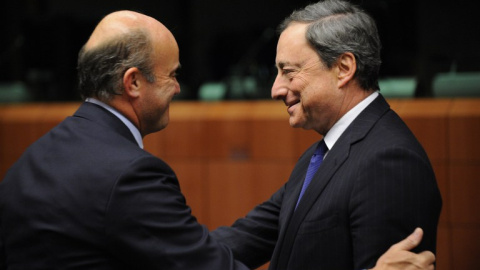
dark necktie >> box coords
[295,140,328,209]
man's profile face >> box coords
[137,31,181,135]
[271,23,344,135]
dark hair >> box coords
[77,29,156,101]
[278,0,382,91]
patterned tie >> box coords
[295,140,328,209]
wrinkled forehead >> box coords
[276,23,315,62]
[277,23,310,50]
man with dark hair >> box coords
[0,10,248,270]
[211,1,442,269]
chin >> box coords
[289,120,303,129]
[157,121,169,132]
[149,120,169,135]
[289,115,306,128]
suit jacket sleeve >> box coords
[211,184,283,269]
[105,155,248,270]
[349,144,441,269]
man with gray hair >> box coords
[211,1,442,269]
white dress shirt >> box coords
[323,91,379,153]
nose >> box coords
[271,73,288,100]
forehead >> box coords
[151,31,180,70]
[276,23,319,66]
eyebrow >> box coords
[277,61,303,70]
[276,62,284,69]
[170,63,181,75]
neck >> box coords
[105,97,142,135]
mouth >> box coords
[286,100,300,115]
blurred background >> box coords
[1,0,479,103]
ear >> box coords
[123,67,142,99]
[336,52,356,88]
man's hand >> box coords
[371,228,435,270]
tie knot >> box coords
[314,140,328,157]
[296,139,328,209]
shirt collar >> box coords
[85,98,144,149]
[323,91,379,150]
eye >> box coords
[171,65,181,78]
[170,71,179,78]
[276,63,297,78]
[281,68,297,78]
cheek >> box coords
[292,74,309,91]
[299,84,319,109]
[151,82,169,101]
[159,80,178,97]
[143,87,167,115]
[299,82,334,118]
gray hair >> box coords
[278,0,382,91]
[77,29,156,101]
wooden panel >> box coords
[0,106,6,179]
[161,102,211,159]
[2,99,480,270]
[436,224,453,270]
[161,119,209,159]
[205,101,255,120]
[251,119,296,160]
[294,128,322,159]
[207,119,250,159]
[143,131,166,157]
[165,159,209,226]
[206,161,255,229]
[447,99,480,270]
[449,164,480,224]
[451,226,480,270]
[169,101,211,120]
[385,98,406,112]
[395,99,451,162]
[449,99,480,162]
[164,102,256,159]
[249,100,286,117]
[206,160,295,230]
[249,101,297,160]
[0,105,45,179]
[38,103,78,134]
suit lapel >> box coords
[268,143,317,270]
[271,94,391,269]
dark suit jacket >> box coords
[0,102,247,270]
[211,94,442,270]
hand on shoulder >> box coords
[370,228,435,270]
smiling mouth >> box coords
[286,101,299,115]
